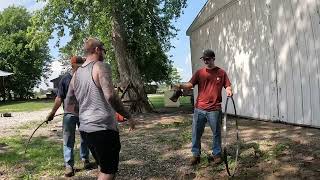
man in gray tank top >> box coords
[65,38,135,180]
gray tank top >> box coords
[74,61,118,133]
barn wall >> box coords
[188,0,320,127]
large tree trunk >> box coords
[110,9,153,113]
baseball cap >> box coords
[70,56,84,65]
[200,49,215,59]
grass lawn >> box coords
[148,94,192,109]
[0,94,188,113]
[0,99,54,113]
[0,136,64,179]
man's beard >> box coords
[99,54,104,61]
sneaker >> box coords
[190,156,200,166]
[208,154,223,165]
[82,159,91,170]
[64,167,74,177]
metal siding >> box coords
[258,0,276,120]
[221,2,235,113]
[290,0,307,125]
[237,0,249,117]
[272,0,287,123]
[266,0,280,121]
[301,0,315,126]
[298,0,312,125]
[246,0,258,118]
[240,0,251,117]
[307,0,320,127]
[254,0,268,120]
[280,0,296,124]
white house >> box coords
[187,0,320,127]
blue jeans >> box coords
[191,108,222,157]
[63,114,89,168]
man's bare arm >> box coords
[95,62,131,119]
[51,96,62,114]
[175,82,193,90]
[46,96,62,121]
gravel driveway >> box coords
[0,108,63,136]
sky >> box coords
[169,0,207,82]
[0,0,207,90]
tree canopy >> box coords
[28,0,186,112]
[0,6,51,100]
[29,0,187,84]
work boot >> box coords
[82,159,91,170]
[207,154,223,165]
[64,167,74,177]
[190,156,200,166]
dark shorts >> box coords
[80,130,121,174]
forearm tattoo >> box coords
[98,63,131,119]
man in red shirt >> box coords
[175,49,232,165]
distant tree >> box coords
[0,6,51,100]
[167,67,182,85]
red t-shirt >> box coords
[189,67,231,111]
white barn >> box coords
[187,0,320,127]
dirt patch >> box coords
[1,107,320,179]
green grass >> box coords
[0,94,191,113]
[262,143,290,161]
[0,99,54,113]
[148,94,192,109]
[148,94,164,109]
[0,136,64,179]
[0,94,190,113]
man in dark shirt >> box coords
[46,56,90,177]
[174,49,233,166]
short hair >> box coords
[83,37,104,55]
[70,56,84,65]
[200,49,215,59]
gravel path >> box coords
[0,108,63,132]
